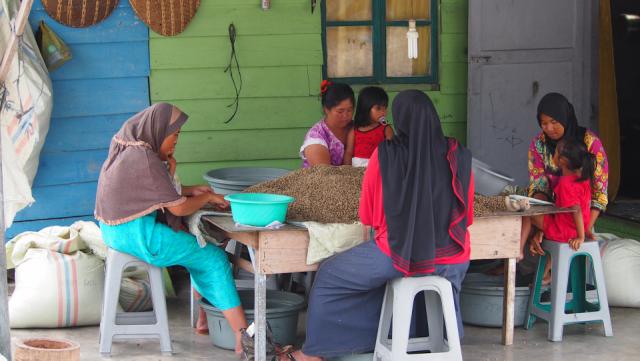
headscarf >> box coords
[378,90,472,276]
[537,93,587,155]
[95,103,188,231]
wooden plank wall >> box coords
[7,0,468,237]
[149,0,322,185]
[6,0,149,238]
[428,0,468,141]
[150,0,469,186]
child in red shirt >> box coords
[343,86,394,167]
[519,138,596,282]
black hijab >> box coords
[537,93,587,155]
[378,90,472,276]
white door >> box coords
[467,0,593,186]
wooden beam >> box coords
[0,0,34,83]
[502,257,516,345]
[598,0,621,201]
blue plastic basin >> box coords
[225,193,294,227]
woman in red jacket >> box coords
[281,90,474,361]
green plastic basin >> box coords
[224,193,294,227]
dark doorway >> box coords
[608,0,640,222]
[612,0,640,198]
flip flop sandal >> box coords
[281,352,297,361]
[42,0,118,28]
[275,345,303,361]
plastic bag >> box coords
[240,322,279,361]
[35,20,72,71]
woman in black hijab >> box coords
[529,93,609,234]
[280,90,474,361]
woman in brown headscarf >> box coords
[95,103,247,353]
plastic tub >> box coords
[472,158,515,196]
[225,193,294,227]
[203,167,290,195]
[200,290,306,350]
[460,273,530,327]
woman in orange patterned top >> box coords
[528,93,609,233]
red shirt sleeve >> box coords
[467,172,475,227]
[359,151,379,226]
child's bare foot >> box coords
[533,230,543,244]
[529,231,545,256]
[542,255,552,286]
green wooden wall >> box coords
[149,0,468,185]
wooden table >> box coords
[203,206,570,360]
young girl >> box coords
[519,137,596,282]
[95,103,248,353]
[344,86,394,167]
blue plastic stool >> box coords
[524,240,613,341]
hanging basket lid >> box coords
[42,0,119,28]
[129,0,201,37]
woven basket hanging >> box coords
[41,0,119,28]
[129,0,201,37]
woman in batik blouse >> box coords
[528,93,609,233]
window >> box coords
[322,0,438,84]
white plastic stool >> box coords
[374,276,462,361]
[99,248,172,356]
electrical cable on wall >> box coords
[224,23,242,124]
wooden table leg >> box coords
[249,247,267,361]
[502,257,516,345]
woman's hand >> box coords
[585,229,595,240]
[190,185,214,196]
[181,184,214,197]
[532,193,549,202]
[588,208,601,236]
[208,193,230,211]
[167,154,177,176]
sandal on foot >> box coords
[279,351,297,361]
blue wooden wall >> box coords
[6,0,149,238]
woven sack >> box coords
[6,226,104,328]
[41,0,118,28]
[129,0,200,36]
[119,276,153,312]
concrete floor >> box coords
[9,286,640,361]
